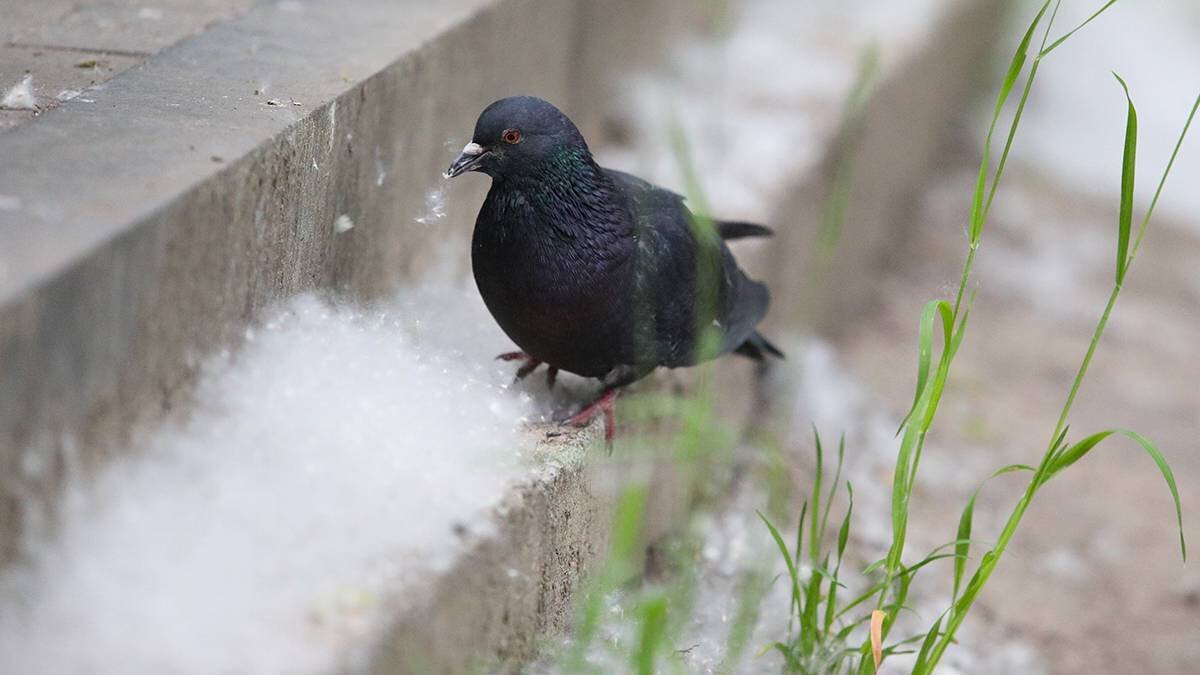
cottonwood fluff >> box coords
[415,186,446,225]
[1,75,36,110]
[0,269,540,674]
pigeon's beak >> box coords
[444,142,489,178]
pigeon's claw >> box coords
[565,388,620,448]
[514,358,542,380]
[496,351,544,382]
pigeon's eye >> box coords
[501,128,523,144]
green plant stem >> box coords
[922,284,1121,670]
[922,77,1199,675]
[1049,284,1120,446]
[876,3,1057,642]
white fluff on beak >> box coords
[443,142,489,179]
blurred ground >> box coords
[836,140,1200,673]
[0,0,256,131]
[828,3,1200,670]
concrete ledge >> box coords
[0,0,696,564]
[368,421,694,673]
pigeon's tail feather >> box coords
[734,331,785,361]
[718,221,774,240]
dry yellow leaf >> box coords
[870,609,886,671]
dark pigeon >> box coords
[445,96,782,443]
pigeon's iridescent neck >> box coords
[484,148,632,244]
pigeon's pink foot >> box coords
[566,388,620,445]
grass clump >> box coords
[763,2,1197,673]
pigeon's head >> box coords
[444,96,590,180]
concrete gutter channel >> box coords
[0,0,1001,671]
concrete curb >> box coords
[0,0,694,565]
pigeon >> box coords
[445,96,781,444]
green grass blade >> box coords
[758,510,804,625]
[837,482,854,563]
[916,301,954,432]
[792,500,808,631]
[897,300,942,433]
[811,428,824,566]
[1047,429,1185,561]
[953,495,978,605]
[953,464,1035,602]
[820,435,846,547]
[824,560,843,635]
[769,642,801,671]
[862,557,886,576]
[1040,0,1118,57]
[1129,93,1200,263]
[969,0,1052,241]
[634,594,668,675]
[835,580,887,621]
[949,288,976,359]
[912,616,943,673]
[1046,430,1111,475]
[905,552,961,577]
[1113,73,1138,284]
[802,556,824,651]
[808,562,848,589]
[978,0,1064,240]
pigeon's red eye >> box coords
[502,128,522,144]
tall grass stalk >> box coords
[871,1,1070,654]
[859,0,1195,670]
[915,83,1199,675]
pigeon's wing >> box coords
[604,168,771,367]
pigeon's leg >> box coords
[514,358,542,380]
[496,351,543,381]
[565,387,620,444]
[546,366,559,389]
[563,366,641,447]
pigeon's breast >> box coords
[471,229,636,378]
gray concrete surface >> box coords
[370,424,694,673]
[4,0,256,55]
[0,0,1002,670]
[0,46,141,132]
[0,0,256,129]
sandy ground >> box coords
[831,142,1200,674]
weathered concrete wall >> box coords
[761,0,1006,336]
[367,425,694,673]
